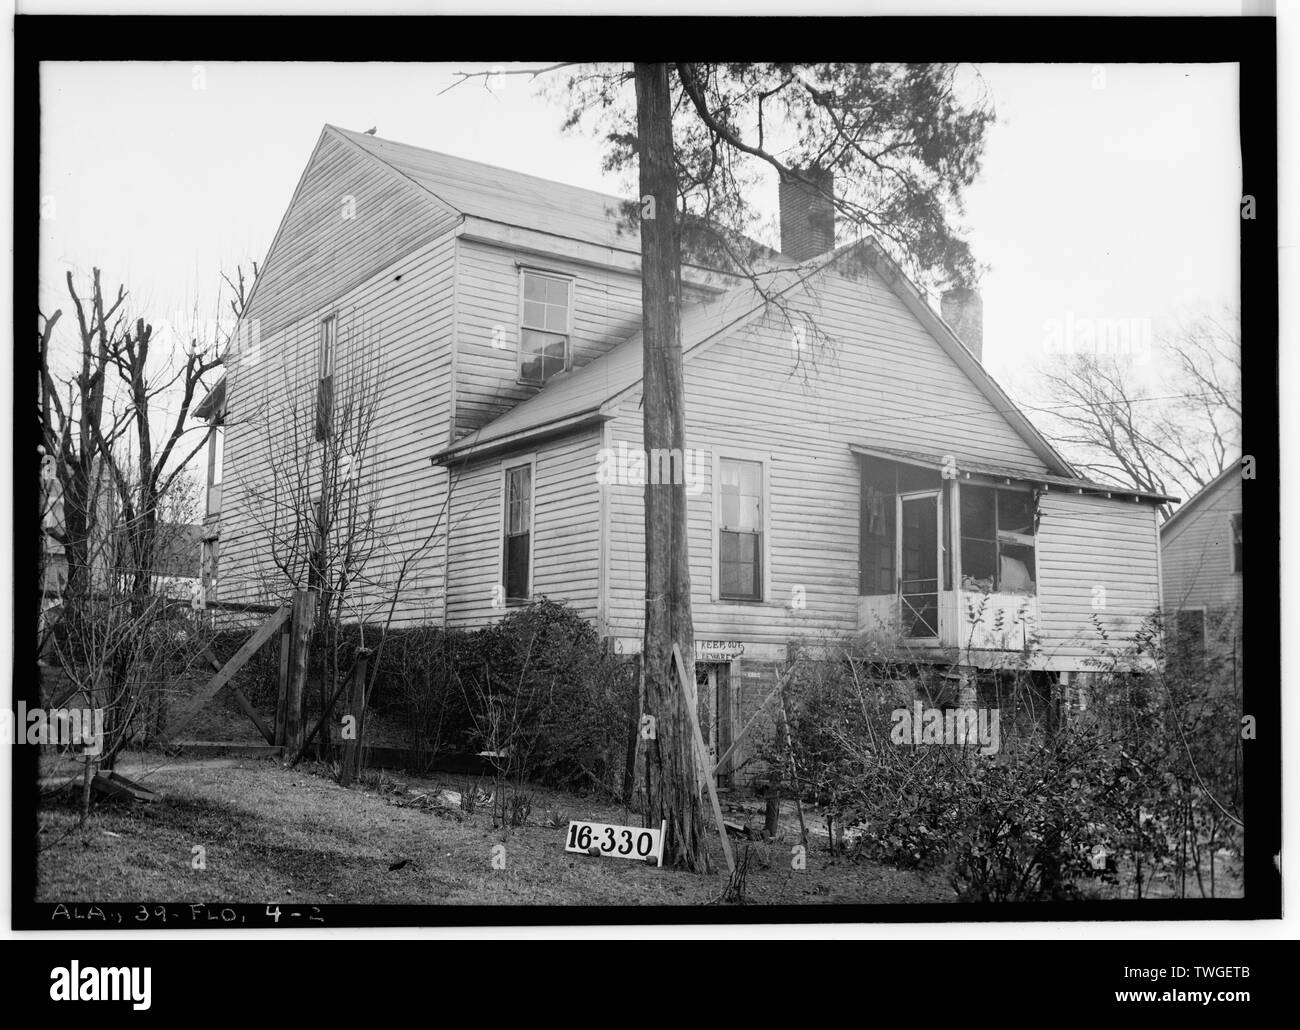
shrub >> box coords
[448,598,635,795]
[204,599,634,796]
[773,622,1244,900]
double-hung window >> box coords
[718,457,764,601]
[503,461,534,601]
[1229,512,1242,574]
[518,270,572,386]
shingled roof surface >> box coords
[334,125,651,252]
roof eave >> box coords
[848,443,1176,505]
[432,409,610,467]
[193,376,227,421]
[1159,462,1240,537]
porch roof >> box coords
[848,443,1178,505]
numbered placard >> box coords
[564,819,666,866]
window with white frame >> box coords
[503,461,533,600]
[518,270,572,386]
[1230,511,1242,574]
[718,457,764,601]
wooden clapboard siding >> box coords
[445,428,603,626]
[604,262,1055,646]
[1035,492,1162,661]
[451,238,713,439]
[218,234,458,624]
[1160,470,1243,613]
[241,128,460,342]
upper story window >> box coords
[316,314,336,440]
[518,270,572,386]
[503,460,534,601]
[1230,511,1242,573]
[718,457,764,601]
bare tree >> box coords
[38,270,127,608]
[38,267,238,776]
[245,316,451,776]
[1034,307,1241,511]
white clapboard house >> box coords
[196,125,1172,779]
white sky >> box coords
[38,60,1240,400]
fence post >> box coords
[285,589,316,754]
[274,618,292,746]
[339,648,371,787]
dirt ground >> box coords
[35,752,952,907]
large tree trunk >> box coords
[635,62,710,873]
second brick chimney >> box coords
[941,287,983,362]
[779,168,835,262]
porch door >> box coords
[899,492,941,639]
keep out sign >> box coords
[696,640,744,662]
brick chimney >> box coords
[779,168,835,261]
[941,287,983,362]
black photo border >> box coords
[10,12,1280,929]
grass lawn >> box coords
[35,752,950,907]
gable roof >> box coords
[196,124,785,418]
[201,126,1116,490]
[331,125,792,269]
[433,237,1083,481]
[1160,463,1241,541]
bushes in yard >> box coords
[440,598,635,795]
[771,623,1243,900]
[206,598,635,796]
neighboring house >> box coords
[151,522,204,604]
[198,125,1172,780]
[39,450,202,609]
[1160,465,1243,680]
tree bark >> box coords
[635,62,709,873]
